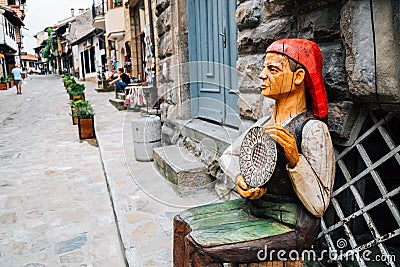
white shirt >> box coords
[219,116,335,217]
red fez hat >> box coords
[266,39,328,120]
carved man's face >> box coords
[259,53,302,100]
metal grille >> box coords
[317,111,400,266]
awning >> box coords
[107,31,125,41]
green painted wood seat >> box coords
[179,197,300,247]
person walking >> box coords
[12,64,24,95]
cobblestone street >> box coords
[0,75,126,266]
[0,75,219,267]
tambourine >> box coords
[239,126,277,188]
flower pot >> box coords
[78,117,95,139]
[72,116,78,125]
[0,83,7,90]
[72,94,85,101]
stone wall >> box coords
[155,0,190,124]
[236,0,400,144]
[155,0,400,146]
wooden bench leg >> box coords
[174,215,222,267]
[184,235,222,267]
[174,215,190,267]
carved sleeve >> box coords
[287,120,335,217]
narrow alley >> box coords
[0,75,219,266]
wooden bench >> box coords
[173,197,320,267]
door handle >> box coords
[220,27,226,48]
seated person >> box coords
[108,68,130,93]
[105,68,117,81]
[174,39,336,266]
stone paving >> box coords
[0,75,220,267]
[0,75,126,267]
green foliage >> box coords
[42,27,55,67]
[68,83,85,96]
[62,75,71,82]
[64,76,76,92]
[0,76,12,83]
[70,100,95,119]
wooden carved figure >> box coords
[174,39,336,267]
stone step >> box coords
[95,87,114,93]
[153,145,214,195]
[108,98,126,111]
[140,107,161,116]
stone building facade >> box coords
[155,0,399,141]
[152,0,400,265]
[236,0,399,143]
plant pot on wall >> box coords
[78,117,95,139]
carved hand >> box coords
[264,125,300,168]
[236,174,267,200]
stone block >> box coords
[153,145,213,194]
[59,251,85,264]
[263,0,294,20]
[131,116,161,143]
[236,0,263,30]
[157,58,174,84]
[328,101,360,142]
[156,6,172,37]
[132,116,162,161]
[0,212,17,225]
[238,17,294,55]
[155,0,170,17]
[295,0,343,13]
[319,41,350,101]
[54,234,87,255]
[237,54,264,94]
[238,93,262,120]
[108,98,126,111]
[261,96,275,118]
[298,4,341,41]
[158,31,173,60]
[341,0,400,103]
[134,141,162,162]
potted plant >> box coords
[0,77,8,90]
[0,76,13,90]
[64,77,76,99]
[62,75,71,87]
[68,83,85,101]
[69,99,80,125]
[74,100,95,139]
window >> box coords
[90,47,96,73]
[84,50,90,74]
[99,37,105,50]
[4,20,15,41]
[316,110,400,266]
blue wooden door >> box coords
[187,0,239,127]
